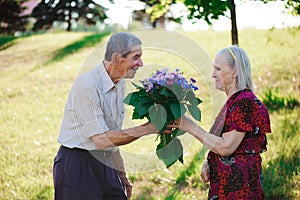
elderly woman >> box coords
[171,46,271,199]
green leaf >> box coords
[187,104,201,121]
[139,95,154,104]
[160,87,176,98]
[156,137,184,168]
[172,128,186,137]
[170,102,186,119]
[123,92,140,106]
[149,104,167,132]
[132,109,145,120]
[132,82,144,89]
[178,154,184,164]
[170,84,185,101]
[186,90,199,105]
[196,97,203,104]
[137,102,154,116]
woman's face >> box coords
[212,53,237,94]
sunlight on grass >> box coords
[0,28,299,199]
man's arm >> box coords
[91,122,157,149]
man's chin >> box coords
[124,73,136,79]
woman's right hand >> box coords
[200,160,210,183]
[171,115,196,133]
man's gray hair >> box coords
[217,45,253,91]
[104,32,142,61]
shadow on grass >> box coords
[0,36,18,51]
[163,146,209,199]
[263,114,299,199]
[263,150,300,199]
[48,32,110,64]
[28,32,110,73]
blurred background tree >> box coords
[138,0,300,45]
[31,0,110,32]
[0,0,30,34]
[0,0,299,36]
[138,0,182,28]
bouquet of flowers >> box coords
[123,69,202,168]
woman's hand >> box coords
[200,160,210,183]
[167,115,196,133]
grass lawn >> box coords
[0,28,299,199]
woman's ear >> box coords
[232,67,238,79]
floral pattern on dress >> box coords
[207,89,271,200]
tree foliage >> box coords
[140,0,300,44]
[0,0,29,34]
[31,0,109,32]
[184,0,239,45]
[139,0,182,27]
[260,0,300,15]
[184,0,228,24]
[286,0,300,15]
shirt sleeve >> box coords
[227,98,254,133]
[72,78,109,138]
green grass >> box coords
[0,28,299,200]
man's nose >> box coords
[137,58,143,67]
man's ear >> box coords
[111,53,121,63]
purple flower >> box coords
[192,85,199,91]
[182,81,190,89]
[166,80,173,85]
[190,78,196,83]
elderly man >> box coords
[53,32,158,200]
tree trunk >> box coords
[67,11,72,32]
[229,0,238,45]
[67,20,71,31]
[152,19,157,28]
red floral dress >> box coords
[207,89,271,200]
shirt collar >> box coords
[98,62,125,93]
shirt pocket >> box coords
[104,112,117,129]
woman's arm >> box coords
[172,116,245,156]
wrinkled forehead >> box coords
[125,45,142,56]
[130,45,141,52]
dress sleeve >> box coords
[226,98,254,133]
[255,103,272,134]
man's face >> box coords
[123,46,143,79]
[108,45,143,83]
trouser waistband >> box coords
[60,145,112,158]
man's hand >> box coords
[119,171,132,199]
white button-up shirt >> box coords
[58,62,125,150]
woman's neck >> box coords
[225,85,238,98]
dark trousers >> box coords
[53,146,127,200]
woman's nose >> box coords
[212,70,216,78]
